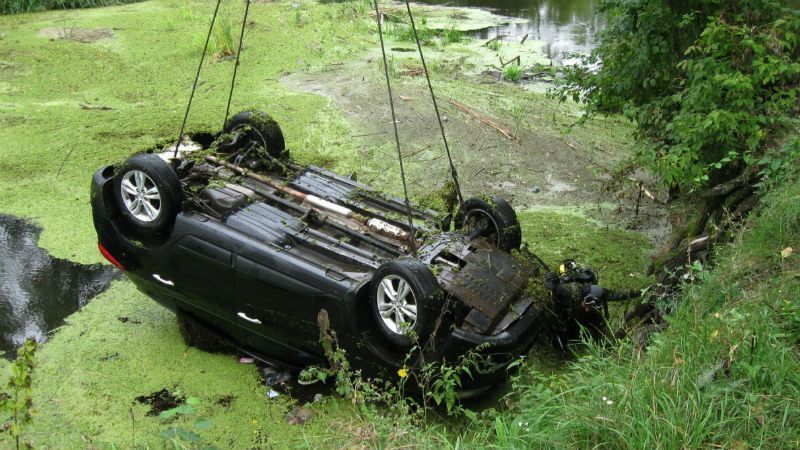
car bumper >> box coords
[440,301,544,389]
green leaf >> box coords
[176,428,201,443]
[194,418,214,430]
[186,396,201,406]
[158,408,179,420]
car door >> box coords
[234,254,327,367]
[150,235,242,341]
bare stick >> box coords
[448,100,518,141]
[483,34,507,46]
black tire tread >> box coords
[455,195,522,251]
[224,110,286,159]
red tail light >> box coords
[98,242,125,271]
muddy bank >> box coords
[281,61,670,244]
[0,214,117,356]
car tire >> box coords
[176,309,237,354]
[113,153,182,235]
[369,258,445,349]
[454,195,521,252]
[224,110,288,160]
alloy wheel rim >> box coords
[120,170,161,222]
[376,274,417,335]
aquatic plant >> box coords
[503,64,523,83]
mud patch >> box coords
[135,389,185,417]
[214,395,234,408]
[38,27,113,43]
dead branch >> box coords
[448,100,518,140]
[499,55,521,67]
[483,34,507,47]
[627,177,663,204]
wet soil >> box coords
[281,61,670,244]
[0,214,118,357]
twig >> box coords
[520,33,528,44]
[56,144,76,178]
[448,99,518,141]
[560,139,612,172]
[499,55,520,67]
[80,103,113,111]
[467,167,486,181]
[351,131,388,138]
[483,34,507,47]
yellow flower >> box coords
[397,367,408,378]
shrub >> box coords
[556,0,800,191]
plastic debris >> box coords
[238,356,254,364]
[267,389,279,399]
[261,366,292,386]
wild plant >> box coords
[0,338,37,450]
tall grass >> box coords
[472,175,800,448]
[1,0,139,15]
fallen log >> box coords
[448,99,517,140]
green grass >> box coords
[460,176,800,449]
[1,0,139,15]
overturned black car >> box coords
[91,111,548,395]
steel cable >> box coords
[373,0,417,255]
[224,0,253,127]
[403,1,464,209]
[174,0,223,159]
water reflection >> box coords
[422,0,603,64]
[0,215,117,357]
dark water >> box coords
[0,215,118,357]
[420,0,603,64]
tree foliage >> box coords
[557,0,800,191]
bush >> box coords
[1,0,140,15]
[556,0,800,191]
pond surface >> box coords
[420,0,603,64]
[0,215,117,357]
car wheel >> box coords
[369,258,445,349]
[224,110,288,160]
[176,309,237,354]
[454,195,521,252]
[113,153,182,235]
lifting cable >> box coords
[174,0,223,159]
[223,0,252,126]
[373,0,418,256]
[403,1,464,209]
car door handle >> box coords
[152,274,174,286]
[237,312,262,325]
